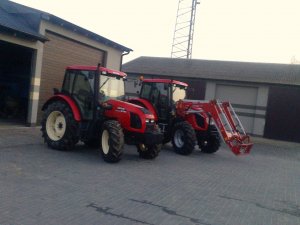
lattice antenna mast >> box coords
[171,0,200,59]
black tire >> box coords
[137,144,161,159]
[198,125,221,154]
[41,101,79,150]
[100,120,124,163]
[171,121,196,155]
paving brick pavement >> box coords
[0,127,300,225]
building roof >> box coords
[123,56,300,86]
[0,1,132,52]
[0,0,47,42]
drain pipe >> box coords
[120,51,131,70]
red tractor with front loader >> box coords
[129,79,253,156]
[41,65,163,163]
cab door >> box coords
[62,70,94,120]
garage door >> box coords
[38,31,105,122]
[215,84,258,134]
[0,41,33,125]
[265,86,300,142]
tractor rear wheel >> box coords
[171,121,196,155]
[137,144,161,159]
[100,120,124,163]
[41,101,79,150]
[198,125,221,154]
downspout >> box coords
[120,51,131,70]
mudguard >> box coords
[42,94,81,121]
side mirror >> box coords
[136,90,140,95]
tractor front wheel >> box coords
[100,120,124,163]
[137,144,161,159]
[198,125,221,154]
[171,121,196,155]
[41,101,79,150]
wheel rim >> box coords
[101,130,110,154]
[46,111,66,141]
[174,129,184,148]
[138,144,147,152]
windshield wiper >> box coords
[99,77,110,89]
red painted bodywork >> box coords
[177,99,253,155]
[142,79,188,87]
[66,65,127,77]
[176,100,208,131]
[42,94,82,121]
[131,78,253,155]
[104,99,154,133]
[128,98,158,121]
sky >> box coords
[12,0,300,64]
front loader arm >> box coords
[177,99,253,155]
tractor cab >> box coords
[139,79,188,121]
[61,65,126,120]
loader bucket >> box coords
[226,135,253,155]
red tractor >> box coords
[129,79,253,156]
[41,65,163,163]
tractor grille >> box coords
[130,112,142,129]
[146,123,156,132]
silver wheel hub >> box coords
[139,144,147,152]
[174,129,184,148]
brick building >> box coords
[0,0,131,126]
[123,56,300,143]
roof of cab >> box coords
[66,65,127,77]
[142,79,188,87]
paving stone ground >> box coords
[0,127,300,225]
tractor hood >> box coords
[102,99,156,134]
[104,99,155,120]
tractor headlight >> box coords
[145,119,155,123]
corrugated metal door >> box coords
[215,84,258,134]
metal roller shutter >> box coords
[215,84,258,134]
[38,32,105,121]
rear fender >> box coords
[128,98,158,121]
[42,95,81,122]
